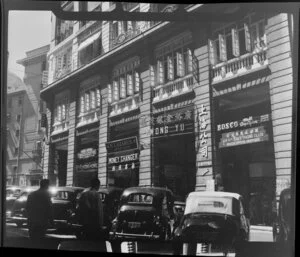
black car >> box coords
[173,192,250,255]
[11,186,84,228]
[273,188,292,243]
[5,186,24,220]
[110,187,175,241]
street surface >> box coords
[4,221,274,254]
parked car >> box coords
[5,186,23,220]
[11,186,84,228]
[68,186,123,238]
[273,188,292,243]
[110,187,175,241]
[173,191,250,254]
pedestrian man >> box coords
[78,177,104,240]
[26,179,53,239]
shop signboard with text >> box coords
[106,136,138,153]
[152,106,194,138]
[76,147,98,172]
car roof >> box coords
[98,187,123,194]
[187,191,241,200]
[50,186,84,192]
[174,201,185,205]
[122,187,173,196]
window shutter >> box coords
[108,84,113,103]
[150,65,155,87]
[157,60,164,84]
[192,54,199,83]
[232,28,240,57]
[127,21,133,31]
[219,34,227,62]
[62,103,66,120]
[244,23,252,52]
[54,105,58,122]
[118,21,122,35]
[90,90,96,109]
[208,39,218,65]
[109,22,113,47]
[85,92,90,111]
[58,105,62,121]
[67,50,72,68]
[80,95,85,114]
[113,80,119,101]
[176,52,184,77]
[134,72,140,93]
[96,88,101,107]
[57,56,62,71]
[187,49,193,73]
[120,76,126,98]
[167,56,174,80]
[127,74,133,95]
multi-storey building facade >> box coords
[41,2,295,226]
[6,45,49,186]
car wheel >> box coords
[16,221,23,228]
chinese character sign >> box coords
[198,104,210,160]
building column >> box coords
[193,42,214,191]
[66,90,77,186]
[266,13,293,199]
[98,77,109,186]
[139,56,152,186]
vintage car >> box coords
[173,192,250,254]
[273,188,292,243]
[5,186,24,220]
[109,187,175,241]
[11,186,84,228]
[68,186,123,238]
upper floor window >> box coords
[15,129,20,138]
[56,18,73,45]
[108,57,140,104]
[16,114,21,123]
[55,48,72,78]
[122,2,139,11]
[209,14,267,66]
[155,44,193,86]
[79,87,101,115]
[54,97,69,124]
[78,33,102,67]
[18,96,23,106]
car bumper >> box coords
[110,231,160,240]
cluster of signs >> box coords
[106,137,139,173]
[198,104,209,159]
[217,114,270,148]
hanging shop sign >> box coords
[152,106,194,138]
[217,114,270,132]
[106,136,138,154]
[76,162,98,171]
[219,126,269,148]
[77,148,97,160]
[109,113,140,127]
[107,150,139,173]
[198,104,209,159]
[76,126,99,136]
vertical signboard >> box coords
[208,39,218,66]
[232,28,240,57]
[244,23,252,52]
[218,34,227,62]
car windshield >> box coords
[184,196,234,216]
[127,193,154,204]
[52,191,70,200]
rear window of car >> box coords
[52,191,70,200]
[6,189,21,197]
[128,193,153,204]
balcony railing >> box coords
[212,48,268,83]
[153,74,194,103]
[110,23,150,50]
[77,110,99,128]
[52,120,69,135]
[54,65,72,80]
[109,94,139,117]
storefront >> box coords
[213,83,276,225]
[75,123,99,187]
[51,132,69,186]
[152,103,196,200]
[107,113,140,188]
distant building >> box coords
[6,44,49,186]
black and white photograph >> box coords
[0,1,297,256]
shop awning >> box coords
[78,31,101,52]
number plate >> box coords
[128,222,141,228]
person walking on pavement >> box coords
[78,177,104,240]
[26,179,54,239]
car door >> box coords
[239,198,249,237]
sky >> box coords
[8,11,52,80]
